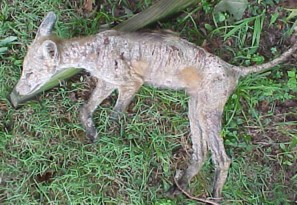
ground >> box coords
[0,0,296,204]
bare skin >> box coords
[14,12,297,199]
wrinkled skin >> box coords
[14,12,297,200]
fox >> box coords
[12,12,297,200]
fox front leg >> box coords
[80,79,115,142]
[110,59,146,120]
[110,81,143,120]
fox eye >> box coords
[26,72,33,78]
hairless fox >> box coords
[13,12,297,199]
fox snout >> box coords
[15,80,40,96]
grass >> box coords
[1,0,297,204]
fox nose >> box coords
[9,88,22,108]
[9,86,37,108]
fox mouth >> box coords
[29,84,41,94]
[10,83,42,108]
[16,82,41,96]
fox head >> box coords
[15,12,60,96]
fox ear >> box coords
[35,12,56,40]
[42,40,59,62]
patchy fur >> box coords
[14,12,297,200]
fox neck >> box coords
[57,36,100,73]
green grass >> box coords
[1,0,297,204]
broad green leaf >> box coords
[213,0,248,20]
[288,70,296,78]
[114,0,197,31]
[279,143,286,151]
[204,23,213,31]
[0,36,17,46]
[251,55,264,64]
[0,47,8,54]
[287,78,297,90]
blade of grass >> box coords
[252,13,264,48]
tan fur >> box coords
[130,60,149,78]
[178,67,202,92]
